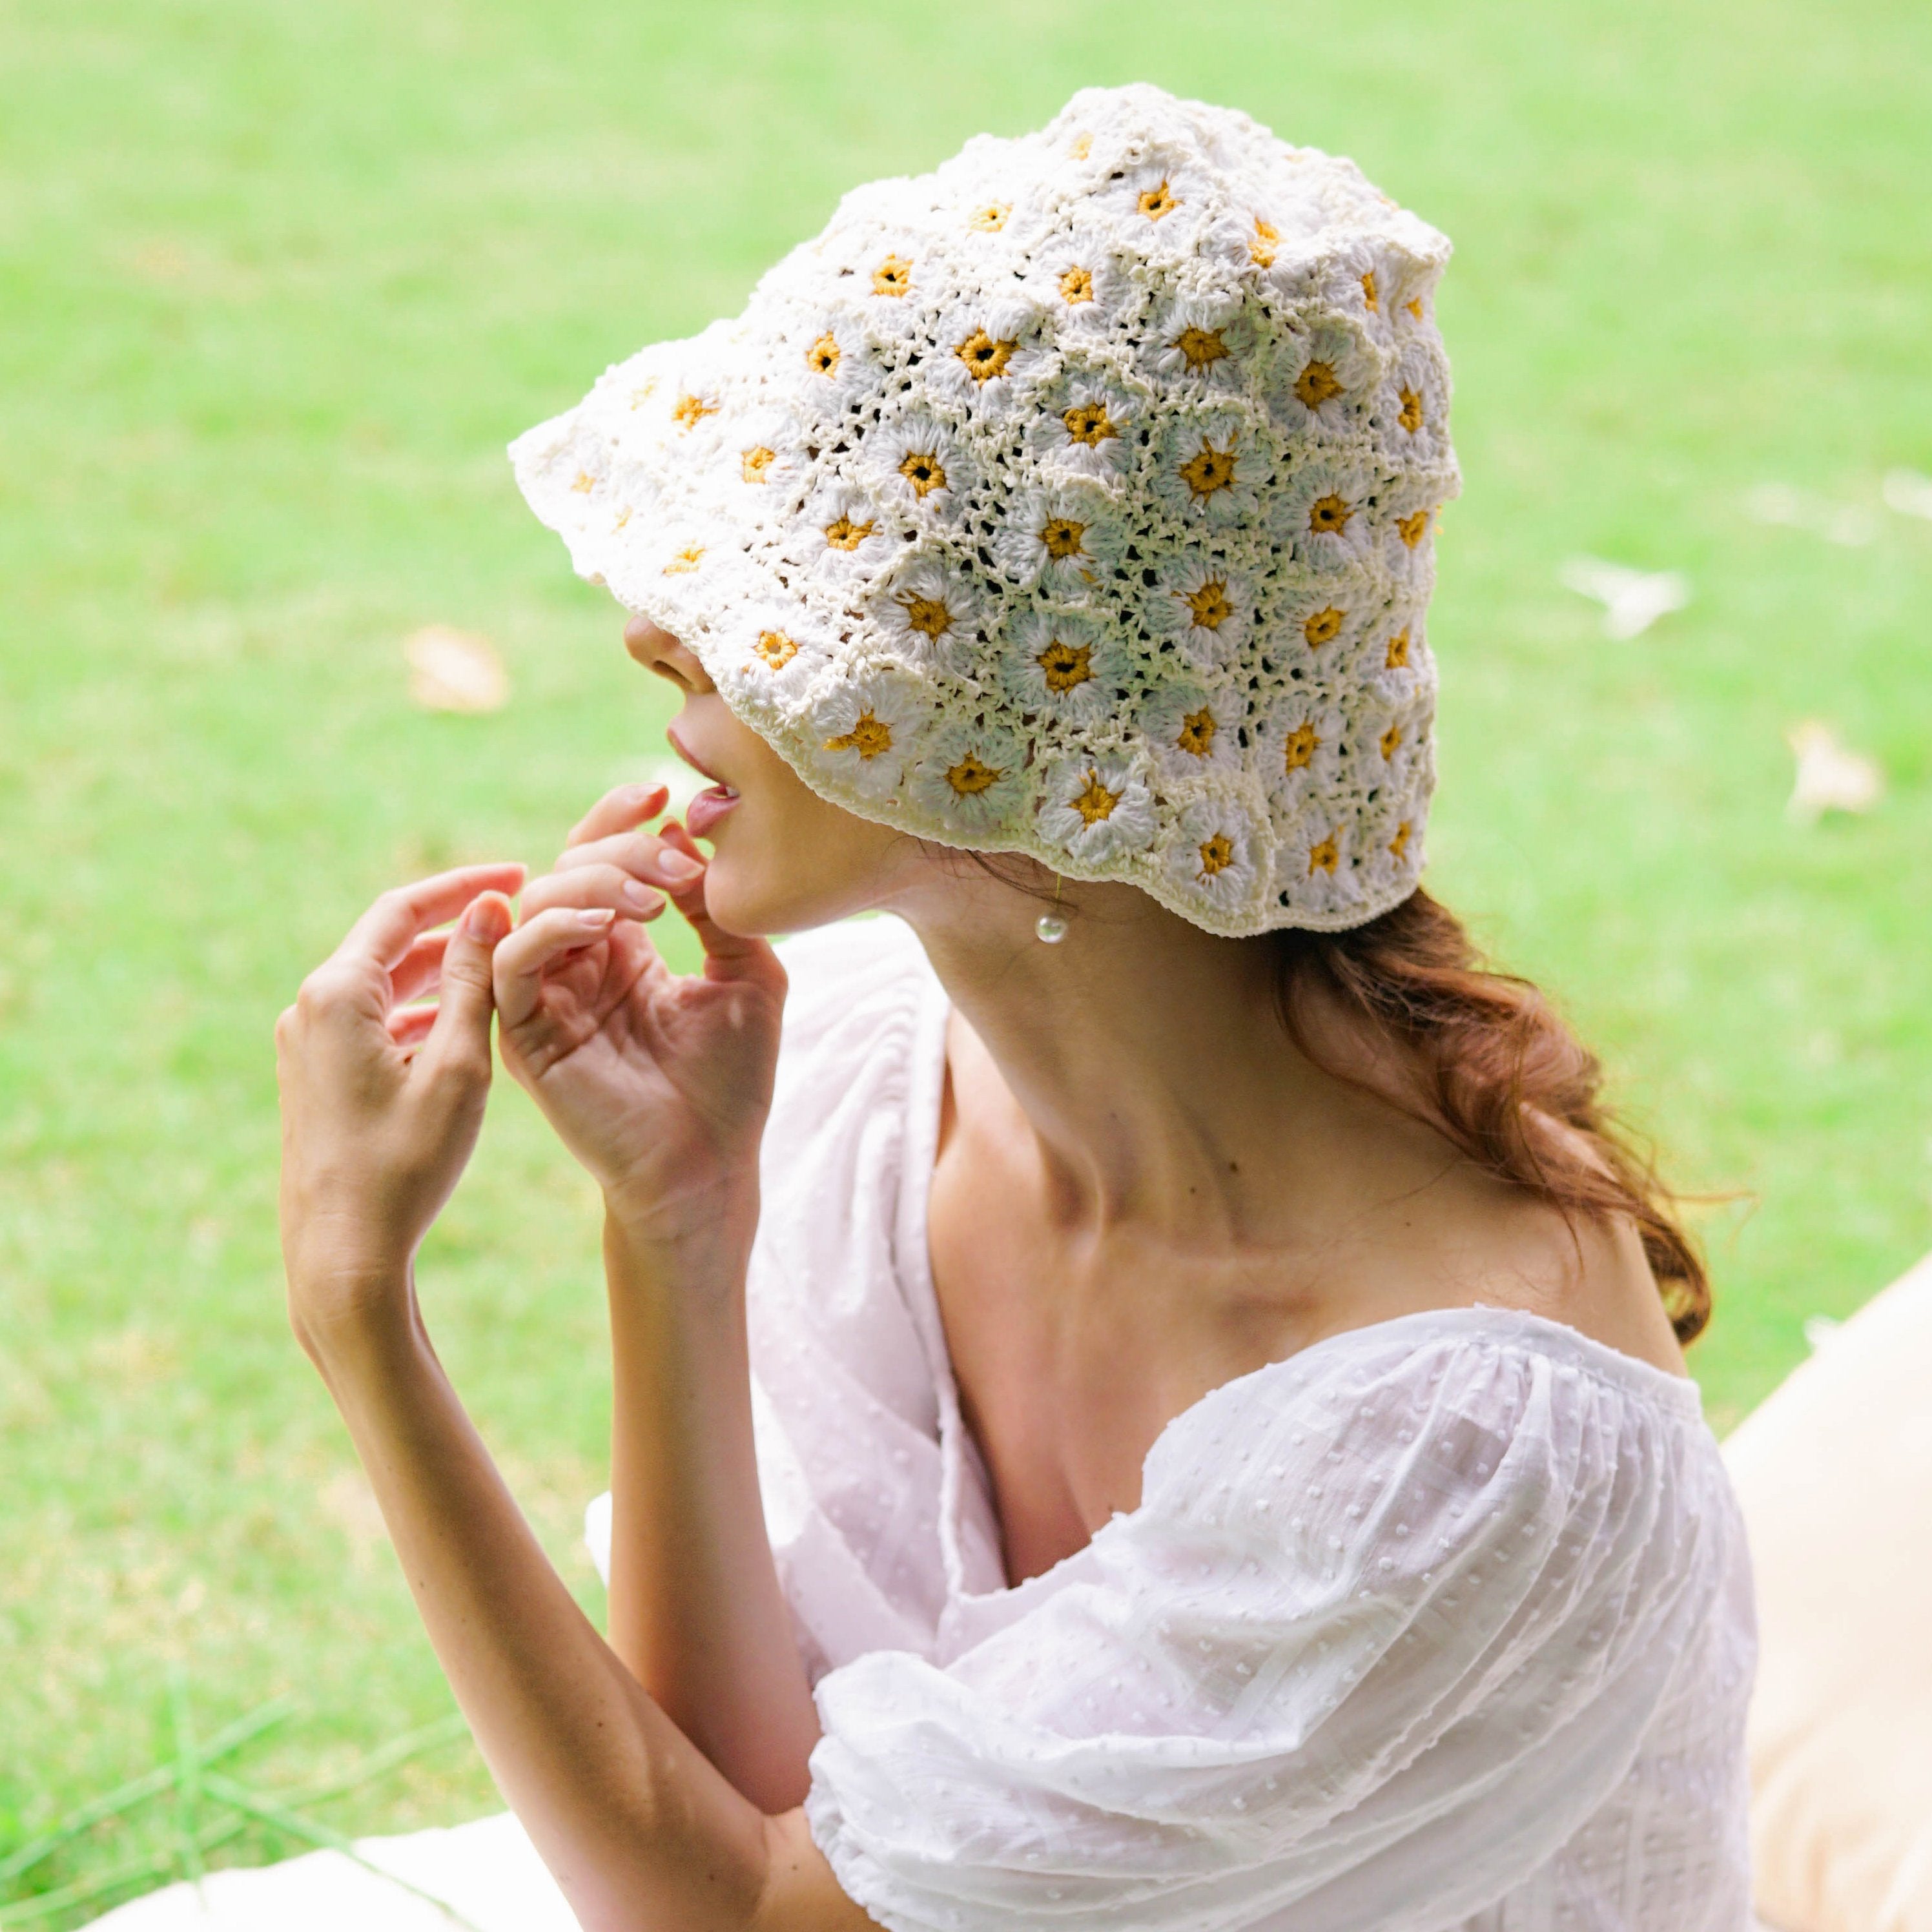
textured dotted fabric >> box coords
[730,920,1756,1931]
[511,85,1461,935]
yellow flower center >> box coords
[1062,400,1117,447]
[1405,296,1425,322]
[1379,723,1403,759]
[956,329,1018,383]
[807,332,842,376]
[1249,218,1279,268]
[1197,832,1235,877]
[1071,772,1120,823]
[899,449,948,498]
[1058,265,1094,304]
[1397,387,1424,435]
[672,392,715,429]
[1385,628,1411,668]
[1309,493,1353,536]
[742,444,776,483]
[1284,722,1321,772]
[1069,132,1093,159]
[1361,270,1379,313]
[872,253,912,297]
[612,504,632,530]
[1040,515,1087,560]
[1179,440,1238,500]
[946,751,1002,794]
[570,470,595,493]
[825,712,893,759]
[1397,508,1434,548]
[1303,606,1344,649]
[1184,579,1234,630]
[1177,707,1217,757]
[1389,819,1412,859]
[1173,325,1228,371]
[1293,360,1343,409]
[1308,833,1339,875]
[628,378,658,409]
[899,594,955,641]
[1037,639,1093,692]
[1138,179,1179,221]
[664,543,704,575]
[824,513,876,551]
[754,630,798,670]
[968,202,1010,232]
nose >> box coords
[624,614,715,694]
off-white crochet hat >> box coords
[512,84,1458,935]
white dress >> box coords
[88,916,1756,1932]
[741,916,1757,1932]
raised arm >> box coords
[274,851,864,1932]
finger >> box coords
[416,891,512,1087]
[492,905,621,1029]
[389,931,450,1006]
[387,1003,440,1050]
[550,830,703,894]
[567,782,671,850]
[657,820,785,987]
[519,862,666,923]
[334,862,528,972]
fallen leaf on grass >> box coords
[406,626,509,714]
[1745,483,1878,547]
[1882,468,1932,520]
[1785,720,1883,823]
[1557,557,1691,639]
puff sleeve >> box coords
[803,1326,1742,1932]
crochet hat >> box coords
[511,84,1459,935]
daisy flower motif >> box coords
[991,480,1128,597]
[868,552,987,675]
[808,664,929,801]
[907,717,1033,836]
[725,406,812,504]
[792,316,878,415]
[1265,320,1376,439]
[1020,245,1139,338]
[1256,691,1344,816]
[1144,551,1254,668]
[1359,781,1433,901]
[1357,602,1431,703]
[1141,292,1260,397]
[845,235,927,345]
[861,410,974,528]
[1276,814,1370,923]
[1162,796,1261,923]
[998,608,1128,724]
[1097,160,1219,262]
[1268,570,1377,674]
[1025,369,1144,482]
[709,604,833,717]
[1036,752,1157,865]
[1274,460,1382,571]
[1150,412,1274,530]
[1371,341,1452,468]
[1374,471,1456,588]
[1264,232,1392,343]
[926,299,1053,417]
[1356,688,1434,796]
[796,478,899,587]
[1139,681,1240,776]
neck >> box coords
[892,872,1410,1240]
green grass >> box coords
[3,0,1928,1917]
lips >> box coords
[666,723,739,841]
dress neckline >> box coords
[883,938,1705,1611]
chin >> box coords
[697,795,910,938]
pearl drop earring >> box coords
[1035,875,1068,945]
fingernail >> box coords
[574,907,617,928]
[462,896,509,941]
[657,850,704,881]
[621,881,663,914]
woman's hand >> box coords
[275,861,526,1350]
[493,783,786,1259]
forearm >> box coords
[603,1206,823,1811]
[307,1294,771,1932]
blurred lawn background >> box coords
[2,0,1927,1917]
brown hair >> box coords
[1269,889,1710,1344]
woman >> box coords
[276,85,1753,1932]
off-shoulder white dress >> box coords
[733,916,1756,1932]
[91,915,1756,1932]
